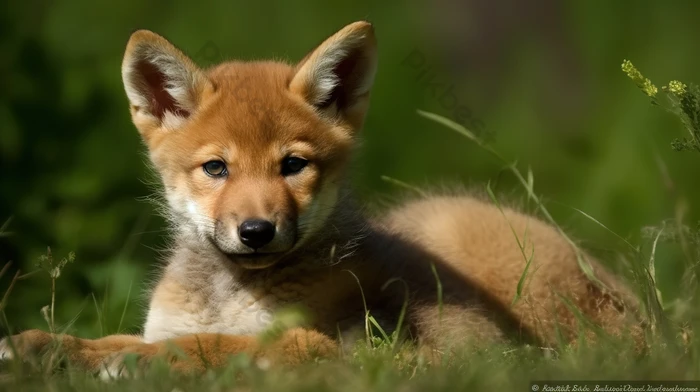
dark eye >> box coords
[281,157,308,176]
[203,160,227,177]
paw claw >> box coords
[99,353,128,381]
[0,338,15,361]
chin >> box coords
[225,252,283,270]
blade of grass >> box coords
[91,293,105,338]
[117,279,134,334]
[368,316,391,343]
[380,176,428,197]
[0,217,12,238]
[381,277,409,351]
[344,269,372,346]
[429,263,443,324]
[564,205,638,252]
[485,182,535,306]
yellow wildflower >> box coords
[621,59,658,97]
[667,80,687,96]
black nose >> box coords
[238,219,276,249]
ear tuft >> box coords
[122,30,210,131]
[290,21,377,124]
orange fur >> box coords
[0,21,644,377]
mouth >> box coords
[232,252,276,259]
[222,251,283,269]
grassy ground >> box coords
[0,342,697,392]
[0,63,699,391]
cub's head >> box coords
[121,22,377,269]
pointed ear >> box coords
[289,21,377,128]
[121,30,212,135]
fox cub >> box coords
[1,21,642,377]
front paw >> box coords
[98,344,161,380]
[98,352,132,380]
[0,329,53,361]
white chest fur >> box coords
[141,271,277,344]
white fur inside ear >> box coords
[122,44,203,124]
[309,42,351,106]
[294,29,376,108]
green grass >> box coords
[1,63,699,391]
[1,343,697,392]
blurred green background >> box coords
[1,0,699,337]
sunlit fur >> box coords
[0,22,645,377]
